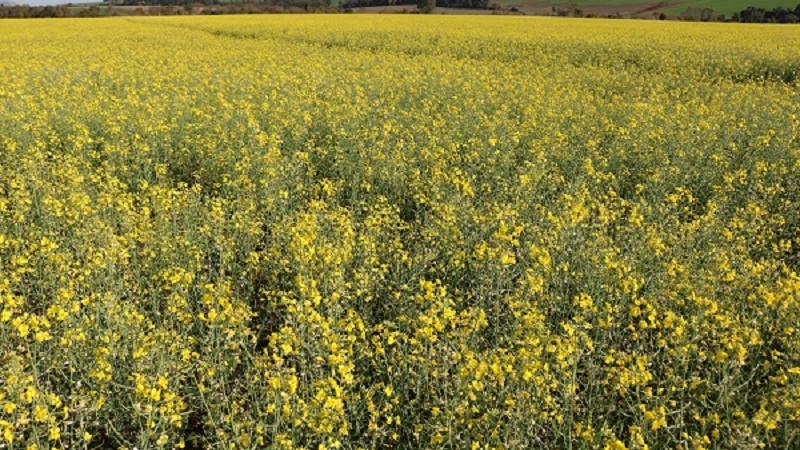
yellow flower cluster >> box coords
[1,14,799,450]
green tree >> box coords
[417,0,434,13]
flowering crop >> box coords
[0,15,799,450]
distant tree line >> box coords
[0,0,339,17]
[341,0,485,10]
[0,4,94,17]
[3,0,800,20]
[107,0,333,9]
[732,4,800,22]
[676,3,800,22]
[107,0,329,7]
[340,0,415,10]
[0,0,487,16]
[676,6,724,21]
[427,0,487,9]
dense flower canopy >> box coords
[0,15,799,450]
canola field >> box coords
[1,15,800,450]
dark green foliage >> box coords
[417,0,434,12]
[679,6,724,21]
[341,0,416,10]
[734,3,800,22]
[0,0,335,17]
[435,0,486,9]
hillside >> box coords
[493,0,799,17]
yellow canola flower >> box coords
[0,13,798,450]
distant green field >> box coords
[494,0,799,17]
[664,0,798,15]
